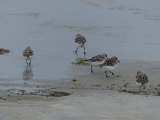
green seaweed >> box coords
[72,60,90,66]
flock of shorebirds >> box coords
[22,34,149,93]
[74,34,149,92]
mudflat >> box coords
[0,59,160,120]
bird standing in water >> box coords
[74,34,87,54]
[23,46,34,66]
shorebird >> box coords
[23,46,34,66]
[74,34,86,54]
[100,56,120,77]
[135,71,149,92]
[84,53,108,73]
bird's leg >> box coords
[91,65,93,73]
[26,60,29,66]
[109,71,114,76]
[75,52,78,58]
[139,86,141,92]
[84,47,86,54]
[143,85,146,89]
[83,53,86,59]
[105,71,109,77]
[29,60,31,66]
[74,47,78,53]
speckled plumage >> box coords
[136,71,148,92]
[75,34,86,44]
[23,46,34,65]
[74,34,86,54]
[85,54,108,73]
[100,56,120,77]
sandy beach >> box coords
[1,90,160,120]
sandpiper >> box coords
[85,53,108,73]
[135,71,149,92]
[74,34,86,54]
[23,46,34,66]
[100,56,120,77]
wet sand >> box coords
[0,59,160,120]
[1,59,160,96]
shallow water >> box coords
[0,0,160,81]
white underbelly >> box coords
[75,43,85,48]
[25,56,32,60]
[136,82,142,87]
[89,60,105,66]
[102,65,117,71]
[136,82,147,87]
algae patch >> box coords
[0,48,11,55]
[72,60,90,66]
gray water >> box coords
[0,0,160,81]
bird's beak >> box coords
[118,60,120,63]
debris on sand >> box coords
[124,82,129,87]
[0,48,11,55]
[119,89,139,94]
[72,79,78,82]
[49,91,71,97]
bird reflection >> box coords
[75,52,86,62]
[23,65,34,80]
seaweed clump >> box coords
[72,60,90,66]
[0,48,11,55]
[49,91,71,97]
